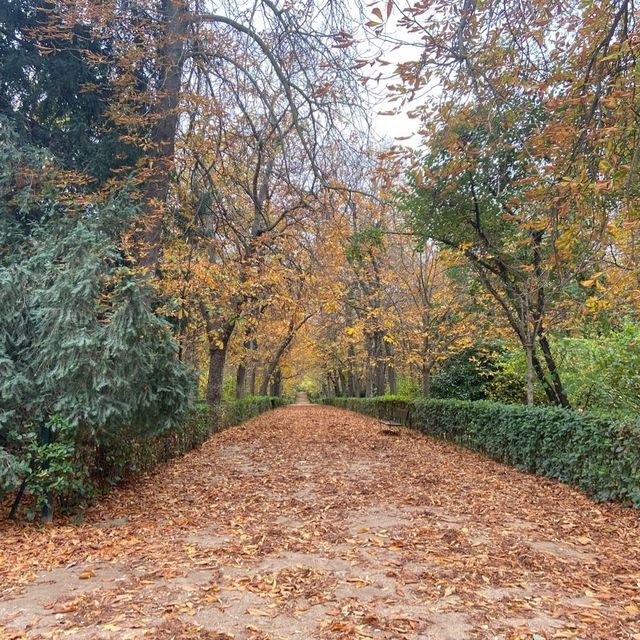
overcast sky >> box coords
[356,7,426,149]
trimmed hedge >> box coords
[96,396,288,484]
[323,396,640,507]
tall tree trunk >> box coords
[201,312,235,406]
[236,364,246,399]
[347,344,360,396]
[538,332,570,407]
[365,371,373,398]
[269,368,282,397]
[373,362,386,396]
[525,341,535,406]
[235,334,255,399]
[366,331,386,396]
[330,372,341,397]
[249,366,257,396]
[206,341,229,405]
[337,369,346,397]
[138,0,188,270]
[385,342,396,395]
[422,361,432,399]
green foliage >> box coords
[323,396,413,424]
[0,126,194,516]
[483,327,640,414]
[0,447,28,502]
[396,376,421,400]
[25,417,91,514]
[484,349,541,405]
[222,375,237,402]
[345,225,385,265]
[403,100,546,258]
[324,396,640,507]
[0,1,139,185]
[430,348,496,401]
[555,325,640,415]
[222,396,290,426]
[295,377,322,401]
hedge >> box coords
[95,396,289,485]
[323,396,640,507]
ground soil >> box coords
[1,403,639,639]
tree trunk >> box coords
[346,344,360,396]
[206,343,229,405]
[388,368,397,395]
[386,342,397,395]
[538,333,570,407]
[330,372,341,397]
[525,341,535,406]
[249,366,256,396]
[269,368,282,397]
[137,0,188,270]
[204,319,235,405]
[365,371,373,398]
[422,362,432,399]
[40,424,54,523]
[236,363,246,399]
[235,335,255,399]
[338,370,348,397]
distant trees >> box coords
[366,0,640,406]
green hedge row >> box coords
[96,396,288,485]
[323,396,640,506]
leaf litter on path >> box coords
[1,405,640,639]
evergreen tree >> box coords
[0,0,139,185]
[0,122,194,514]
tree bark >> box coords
[236,363,246,399]
[538,332,570,407]
[422,362,432,399]
[249,365,257,396]
[525,341,535,405]
[206,340,229,405]
[385,342,396,395]
[269,368,282,396]
[367,331,386,396]
[200,305,235,406]
[138,0,188,270]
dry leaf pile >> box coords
[1,405,640,639]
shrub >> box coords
[324,396,640,506]
[5,396,285,518]
[94,396,287,486]
[0,127,194,517]
[430,347,498,401]
[555,326,640,415]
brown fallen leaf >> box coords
[246,608,271,617]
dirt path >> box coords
[1,405,640,640]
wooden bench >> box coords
[379,419,403,435]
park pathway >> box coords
[1,405,640,639]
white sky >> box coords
[354,7,426,149]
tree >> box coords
[385,242,476,398]
[0,125,193,518]
[404,103,585,406]
[0,0,139,185]
[366,0,640,405]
